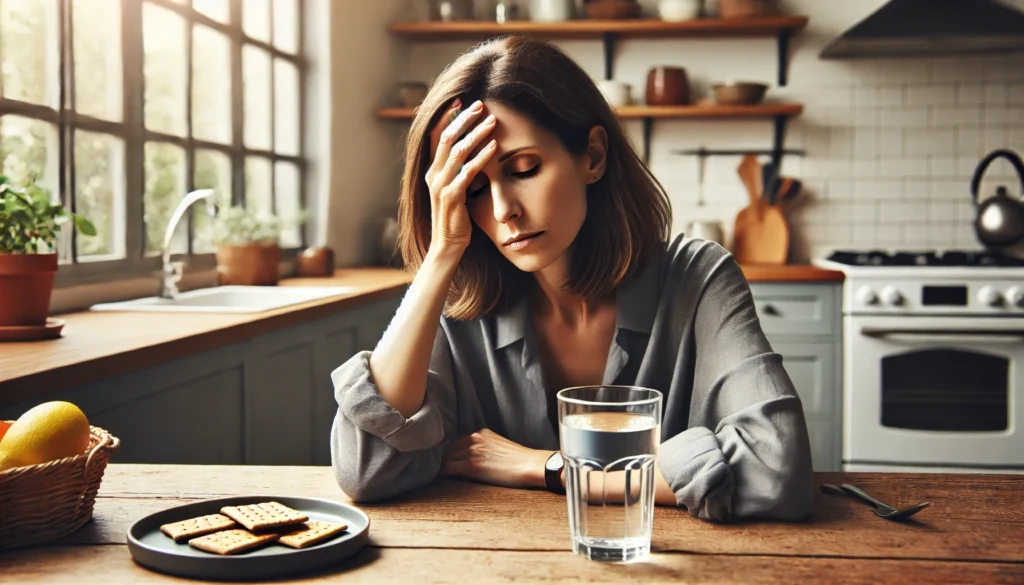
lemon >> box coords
[0,401,91,472]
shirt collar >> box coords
[491,250,664,349]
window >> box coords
[0,0,305,281]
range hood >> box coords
[820,0,1024,59]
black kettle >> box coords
[971,149,1024,250]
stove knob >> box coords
[855,285,878,306]
[978,286,1004,307]
[880,286,904,306]
[1006,287,1024,308]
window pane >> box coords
[243,0,270,43]
[194,0,229,23]
[0,0,58,106]
[245,157,272,215]
[243,45,271,150]
[275,161,301,248]
[144,142,186,255]
[274,59,299,156]
[273,0,298,53]
[192,149,232,253]
[143,3,187,136]
[73,0,122,121]
[0,116,58,191]
[192,25,231,144]
[75,130,125,260]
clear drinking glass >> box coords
[557,386,663,563]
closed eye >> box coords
[512,165,539,180]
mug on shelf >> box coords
[597,80,633,107]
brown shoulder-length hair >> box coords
[397,35,671,321]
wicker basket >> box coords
[0,424,120,551]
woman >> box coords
[330,36,813,522]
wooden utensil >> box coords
[732,155,789,265]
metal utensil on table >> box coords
[820,484,931,521]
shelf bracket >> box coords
[642,117,653,165]
[771,115,788,171]
[603,33,615,80]
[777,28,791,86]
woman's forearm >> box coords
[369,248,462,418]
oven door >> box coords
[844,315,1024,469]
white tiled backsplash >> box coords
[403,0,1024,262]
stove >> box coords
[815,249,1024,316]
[813,248,1024,474]
[825,249,1024,268]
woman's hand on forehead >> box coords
[430,98,490,160]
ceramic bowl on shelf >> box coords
[659,0,702,21]
[712,81,768,105]
[718,0,776,18]
[597,79,633,107]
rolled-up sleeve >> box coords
[330,326,457,502]
[656,251,814,522]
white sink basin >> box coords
[90,285,356,314]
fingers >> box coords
[429,99,484,180]
[443,139,497,203]
[429,99,462,161]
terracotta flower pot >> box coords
[215,243,281,286]
[0,253,58,327]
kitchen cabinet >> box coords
[749,282,843,472]
[0,295,404,467]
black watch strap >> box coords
[545,451,565,495]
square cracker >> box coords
[160,514,237,543]
[188,529,279,555]
[220,501,308,531]
[277,520,349,549]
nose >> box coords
[490,183,522,224]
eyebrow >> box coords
[497,146,535,163]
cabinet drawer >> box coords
[770,341,836,416]
[749,283,837,337]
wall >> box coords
[318,0,415,266]
[375,0,1024,263]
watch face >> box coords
[546,451,563,470]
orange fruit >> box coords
[0,420,11,443]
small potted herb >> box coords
[212,206,285,286]
[0,176,95,327]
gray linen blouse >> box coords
[329,235,814,522]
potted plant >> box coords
[0,176,95,327]
[212,206,285,286]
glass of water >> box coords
[557,386,663,563]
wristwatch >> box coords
[544,451,566,495]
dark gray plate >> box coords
[126,495,370,581]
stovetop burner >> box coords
[827,249,1024,268]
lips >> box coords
[503,231,543,247]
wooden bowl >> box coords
[718,0,777,18]
[585,0,641,19]
[712,81,768,105]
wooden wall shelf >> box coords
[376,103,803,164]
[378,103,802,121]
[389,17,808,40]
[388,16,808,85]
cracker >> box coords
[219,501,308,531]
[277,520,349,549]
[159,514,237,543]
[188,529,279,555]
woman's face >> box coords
[462,101,600,275]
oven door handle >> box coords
[860,327,1024,344]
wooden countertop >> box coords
[741,264,845,283]
[0,268,413,408]
[4,465,1021,583]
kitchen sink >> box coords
[89,285,356,314]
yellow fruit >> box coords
[0,401,91,472]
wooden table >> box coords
[2,466,1022,583]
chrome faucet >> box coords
[160,188,217,299]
